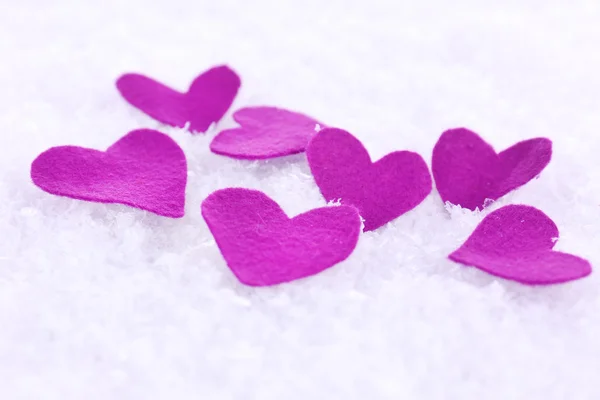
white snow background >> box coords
[2,0,600,399]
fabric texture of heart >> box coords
[306,127,432,231]
[449,204,592,285]
[116,65,241,133]
[30,129,187,218]
[432,128,552,211]
[201,188,361,286]
[210,106,323,159]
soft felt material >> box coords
[210,106,323,159]
[116,65,241,133]
[31,129,187,218]
[449,205,592,285]
[7,2,600,399]
[201,188,361,286]
[432,128,552,210]
[306,128,432,231]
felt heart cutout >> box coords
[432,128,552,210]
[31,129,187,218]
[201,188,361,286]
[306,128,432,231]
[449,205,591,285]
[116,65,241,133]
[210,106,323,159]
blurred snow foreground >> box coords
[1,0,600,399]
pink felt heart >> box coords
[201,188,361,286]
[31,129,187,218]
[210,106,323,159]
[306,128,432,232]
[432,128,552,210]
[116,65,241,133]
[449,205,591,285]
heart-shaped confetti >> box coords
[201,188,361,286]
[432,128,552,210]
[449,205,591,284]
[210,106,323,159]
[116,65,241,133]
[31,129,187,218]
[306,128,432,231]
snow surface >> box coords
[2,0,600,399]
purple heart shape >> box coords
[449,205,591,285]
[201,188,361,286]
[116,65,241,133]
[306,128,432,232]
[31,129,187,218]
[432,128,552,210]
[210,106,323,159]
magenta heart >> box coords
[116,65,241,133]
[449,205,591,285]
[31,129,187,218]
[201,188,361,286]
[432,128,552,210]
[210,106,323,159]
[306,128,432,232]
